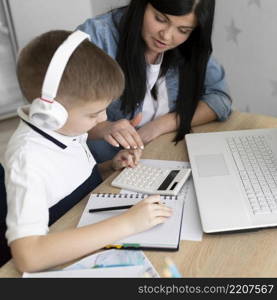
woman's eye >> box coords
[179,29,191,35]
[155,15,167,23]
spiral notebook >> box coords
[78,193,185,251]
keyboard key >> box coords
[227,135,277,215]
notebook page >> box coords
[78,194,184,249]
[117,196,184,248]
[121,159,203,242]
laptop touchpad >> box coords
[195,154,229,177]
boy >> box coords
[2,30,172,272]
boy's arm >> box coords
[10,213,132,273]
[97,160,114,180]
[11,195,172,273]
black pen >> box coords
[88,201,164,213]
[89,205,133,213]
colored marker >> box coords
[164,257,182,278]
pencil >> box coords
[89,205,133,213]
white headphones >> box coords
[29,30,91,130]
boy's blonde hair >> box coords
[17,30,124,104]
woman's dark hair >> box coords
[115,0,216,142]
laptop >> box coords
[185,128,277,233]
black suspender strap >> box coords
[48,165,102,225]
[21,119,67,149]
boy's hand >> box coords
[121,195,173,234]
[112,149,142,171]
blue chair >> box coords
[0,164,10,267]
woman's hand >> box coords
[137,121,161,145]
[138,113,179,145]
[102,114,144,150]
[121,195,173,234]
[112,149,142,170]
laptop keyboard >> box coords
[227,135,277,215]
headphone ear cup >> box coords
[29,98,68,130]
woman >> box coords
[78,0,232,162]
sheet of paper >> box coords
[63,249,159,278]
[178,177,203,241]
[78,193,183,249]
[23,265,145,278]
[121,159,203,241]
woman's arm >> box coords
[137,101,217,145]
[138,57,232,144]
[137,112,178,145]
[91,99,218,148]
[191,100,217,127]
[201,56,232,121]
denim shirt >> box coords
[78,8,232,122]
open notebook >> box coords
[78,193,184,251]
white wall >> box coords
[5,0,128,52]
[212,0,277,116]
[0,0,128,119]
[0,1,5,21]
[2,0,277,119]
[0,0,22,118]
[7,0,93,51]
[90,0,128,16]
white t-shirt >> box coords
[4,106,96,244]
[139,54,170,127]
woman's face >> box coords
[142,4,197,60]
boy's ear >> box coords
[130,113,142,127]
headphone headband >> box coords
[29,30,91,131]
[41,30,91,101]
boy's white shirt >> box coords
[4,106,96,244]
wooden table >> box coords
[2,111,277,278]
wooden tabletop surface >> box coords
[2,111,277,278]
